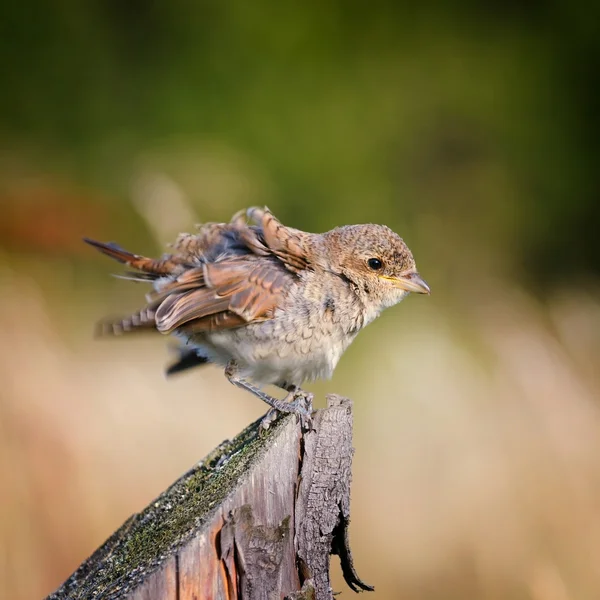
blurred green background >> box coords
[2,2,600,599]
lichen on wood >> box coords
[48,413,296,600]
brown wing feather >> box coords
[155,289,231,333]
[146,267,206,305]
[156,258,292,333]
[177,311,247,334]
[86,206,308,338]
[247,207,312,272]
[230,263,287,318]
[205,259,290,320]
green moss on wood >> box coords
[48,413,295,600]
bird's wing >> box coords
[84,206,308,336]
[153,256,292,334]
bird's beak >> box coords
[386,272,430,294]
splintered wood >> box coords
[47,396,372,600]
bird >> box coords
[84,206,429,424]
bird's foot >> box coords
[283,387,314,431]
[258,389,313,432]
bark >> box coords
[47,395,372,600]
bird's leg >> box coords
[224,362,307,414]
[224,361,313,429]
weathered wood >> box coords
[47,395,372,600]
[296,396,374,597]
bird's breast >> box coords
[199,297,357,386]
[193,272,367,386]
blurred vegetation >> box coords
[1,1,599,288]
[2,3,600,600]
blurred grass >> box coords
[1,2,600,599]
[2,269,600,599]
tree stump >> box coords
[46,395,373,600]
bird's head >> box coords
[323,223,429,314]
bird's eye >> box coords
[367,258,383,270]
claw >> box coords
[259,408,280,432]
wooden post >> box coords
[46,395,373,600]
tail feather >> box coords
[83,238,179,276]
[95,308,157,336]
[113,272,159,283]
